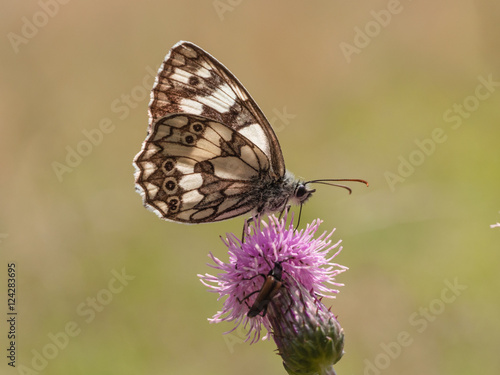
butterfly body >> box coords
[133,41,365,224]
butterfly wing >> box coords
[148,41,285,178]
[134,114,272,223]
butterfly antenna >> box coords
[306,178,369,195]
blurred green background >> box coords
[2,1,499,374]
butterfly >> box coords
[133,41,367,224]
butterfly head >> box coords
[291,182,316,206]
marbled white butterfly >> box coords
[133,41,367,224]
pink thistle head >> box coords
[199,213,347,344]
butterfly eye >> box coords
[295,184,308,198]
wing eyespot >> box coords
[162,177,178,194]
[183,134,196,145]
[167,197,180,213]
[162,158,176,174]
[190,122,205,134]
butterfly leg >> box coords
[241,213,262,242]
[241,216,254,242]
[278,205,291,221]
[294,203,304,231]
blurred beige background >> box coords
[1,1,499,374]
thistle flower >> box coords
[268,277,345,375]
[199,214,347,373]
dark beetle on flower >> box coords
[241,262,284,318]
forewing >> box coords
[133,114,271,223]
[149,41,285,177]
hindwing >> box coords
[134,114,272,223]
[149,41,285,177]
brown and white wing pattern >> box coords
[148,41,285,177]
[134,114,272,223]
